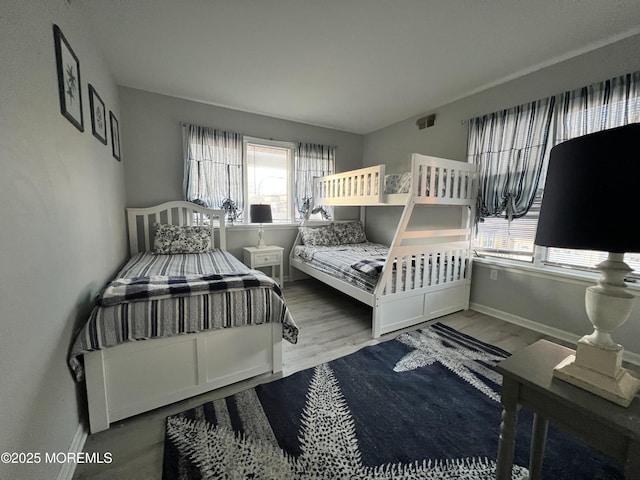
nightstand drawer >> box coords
[253,252,280,266]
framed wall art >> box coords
[53,24,83,132]
[88,84,107,145]
[110,111,121,161]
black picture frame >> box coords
[110,111,121,161]
[53,24,83,132]
[88,84,107,145]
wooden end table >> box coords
[495,339,640,480]
[242,245,284,287]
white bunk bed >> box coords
[70,201,296,433]
[290,154,478,338]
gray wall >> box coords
[363,33,640,356]
[0,1,128,478]
[118,87,363,268]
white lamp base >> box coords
[554,338,640,407]
[256,225,267,249]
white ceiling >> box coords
[77,0,640,134]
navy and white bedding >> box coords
[384,173,412,194]
[294,242,389,292]
[69,250,298,381]
[293,242,465,294]
[384,170,471,197]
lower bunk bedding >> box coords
[69,248,298,432]
[292,242,466,294]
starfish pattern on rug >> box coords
[166,362,527,479]
[393,329,506,401]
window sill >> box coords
[473,256,640,292]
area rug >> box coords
[162,322,622,479]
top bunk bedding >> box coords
[69,249,298,381]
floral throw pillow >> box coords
[153,224,212,254]
[298,225,340,246]
[333,221,367,244]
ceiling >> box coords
[77,0,640,134]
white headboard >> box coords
[126,201,226,255]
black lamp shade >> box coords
[534,123,640,253]
[249,204,273,224]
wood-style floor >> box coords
[73,278,549,480]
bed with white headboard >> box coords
[69,201,297,433]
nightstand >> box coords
[242,245,284,287]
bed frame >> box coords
[290,154,478,338]
[83,201,283,433]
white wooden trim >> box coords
[56,423,87,480]
[470,302,640,367]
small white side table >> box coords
[242,245,284,287]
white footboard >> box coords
[84,323,282,433]
[372,240,472,338]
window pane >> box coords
[544,249,640,278]
[475,216,537,262]
[246,143,290,222]
[474,192,542,262]
[543,84,640,277]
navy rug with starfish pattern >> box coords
[162,322,623,479]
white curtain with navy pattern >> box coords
[182,124,243,214]
[467,97,555,221]
[295,142,336,220]
[556,71,640,143]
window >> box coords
[184,125,336,224]
[470,98,555,262]
[244,138,295,223]
[472,71,640,278]
[474,190,542,262]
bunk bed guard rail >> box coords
[313,154,477,206]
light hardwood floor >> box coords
[73,278,550,480]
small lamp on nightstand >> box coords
[534,123,640,407]
[250,204,273,249]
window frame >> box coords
[242,136,296,224]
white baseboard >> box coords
[470,302,640,366]
[56,423,87,480]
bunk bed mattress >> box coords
[69,250,298,381]
[293,242,467,294]
[293,242,387,292]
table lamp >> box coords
[250,204,273,249]
[534,123,640,407]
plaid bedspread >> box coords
[350,258,387,277]
[294,243,465,294]
[293,243,390,292]
[96,273,282,306]
[69,251,298,381]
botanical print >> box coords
[53,25,83,131]
[89,84,107,144]
[110,111,121,160]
